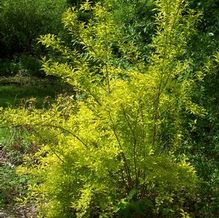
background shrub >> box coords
[0,0,67,58]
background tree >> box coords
[0,0,67,77]
[0,0,67,57]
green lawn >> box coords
[0,77,73,108]
[0,85,55,107]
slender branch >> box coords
[107,110,133,189]
[30,127,65,163]
[152,0,184,147]
[121,106,138,186]
[1,123,88,148]
[37,124,89,148]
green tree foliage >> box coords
[0,0,67,58]
[109,0,155,63]
[179,1,219,215]
[186,54,219,216]
[0,0,218,217]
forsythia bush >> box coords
[0,0,212,217]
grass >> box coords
[0,85,56,107]
[0,76,74,107]
[0,127,10,144]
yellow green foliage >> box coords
[0,0,209,217]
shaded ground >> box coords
[0,147,36,218]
